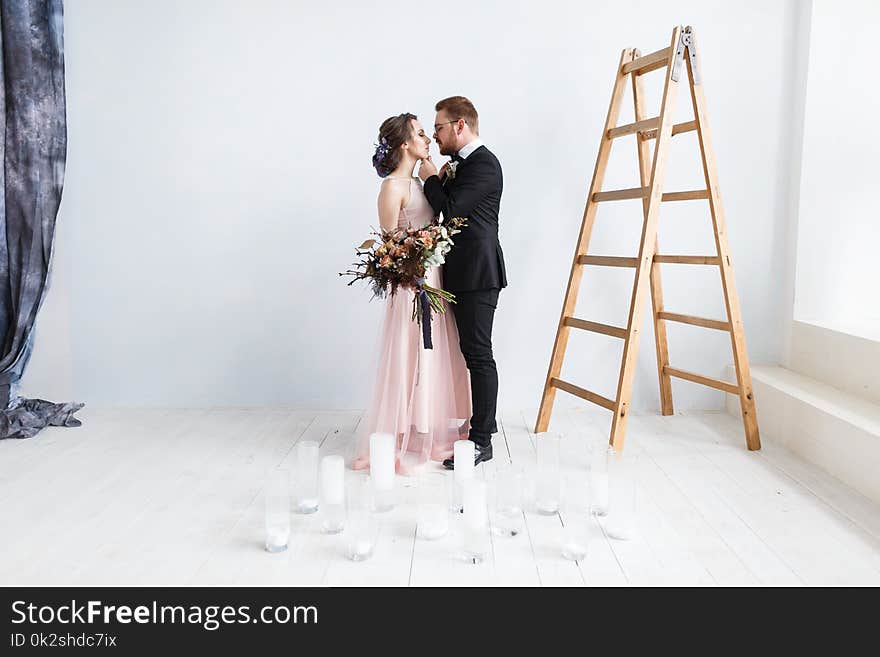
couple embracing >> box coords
[352,96,507,474]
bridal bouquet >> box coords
[340,216,467,349]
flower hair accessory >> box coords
[372,137,393,178]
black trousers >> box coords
[451,289,500,448]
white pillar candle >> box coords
[320,455,345,505]
[369,433,395,491]
[453,439,475,482]
[463,479,488,530]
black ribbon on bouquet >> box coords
[414,277,433,350]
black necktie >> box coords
[451,153,462,163]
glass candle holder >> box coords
[320,455,345,534]
[345,475,379,561]
[293,440,319,514]
[606,450,637,540]
[264,467,290,553]
[560,474,593,561]
[535,433,561,515]
[369,433,396,512]
[460,479,489,564]
[589,442,611,517]
[416,472,449,540]
[451,439,475,513]
[491,465,524,537]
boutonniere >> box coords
[446,160,459,181]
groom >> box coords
[418,96,507,468]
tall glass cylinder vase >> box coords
[560,473,593,561]
[320,455,345,534]
[369,433,396,512]
[460,479,489,564]
[589,442,611,517]
[264,467,290,553]
[293,440,319,514]
[490,465,524,537]
[535,433,561,515]
[606,450,637,540]
[345,475,379,561]
[416,472,449,540]
[451,439,474,513]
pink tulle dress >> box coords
[351,177,472,475]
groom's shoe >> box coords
[442,442,493,470]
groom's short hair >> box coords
[435,96,479,135]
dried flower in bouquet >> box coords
[340,216,467,348]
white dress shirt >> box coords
[457,138,484,160]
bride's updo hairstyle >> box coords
[372,112,417,178]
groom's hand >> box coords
[418,156,438,182]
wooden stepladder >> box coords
[535,26,760,452]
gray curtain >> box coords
[0,0,82,439]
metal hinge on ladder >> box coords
[671,25,700,84]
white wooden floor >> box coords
[2,406,880,586]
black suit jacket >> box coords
[423,145,507,293]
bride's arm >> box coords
[377,180,405,233]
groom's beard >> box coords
[436,140,455,157]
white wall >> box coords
[794,0,880,327]
[22,0,798,411]
[779,0,813,366]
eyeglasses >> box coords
[433,119,462,133]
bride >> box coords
[351,113,471,474]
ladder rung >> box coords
[551,378,617,411]
[664,367,739,395]
[564,317,627,339]
[641,120,698,141]
[657,312,730,331]
[607,117,660,140]
[592,188,708,203]
[577,255,639,268]
[661,190,709,202]
[622,47,671,74]
[592,187,647,202]
[654,255,720,265]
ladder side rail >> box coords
[608,26,683,450]
[534,48,636,434]
[631,48,675,417]
[685,29,761,450]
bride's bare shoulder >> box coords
[377,177,410,204]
